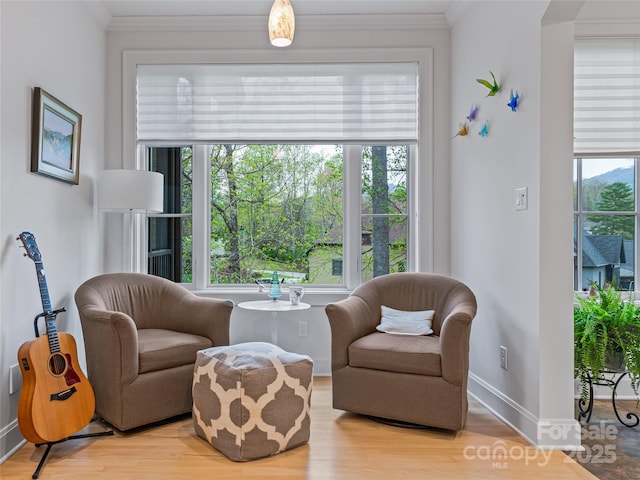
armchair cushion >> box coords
[138,329,213,374]
[348,332,442,376]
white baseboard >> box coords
[468,373,582,451]
[0,419,25,465]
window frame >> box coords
[573,156,639,292]
[145,143,416,292]
[122,48,434,293]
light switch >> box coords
[515,187,528,211]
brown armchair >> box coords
[325,272,476,430]
[74,273,233,431]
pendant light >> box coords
[268,0,295,47]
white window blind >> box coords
[574,39,640,156]
[137,63,418,144]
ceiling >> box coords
[94,1,640,26]
[97,0,458,18]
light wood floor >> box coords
[1,377,596,479]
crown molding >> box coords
[83,0,112,29]
[107,13,450,32]
[108,15,263,32]
[444,1,471,26]
[575,19,640,37]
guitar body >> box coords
[17,332,95,444]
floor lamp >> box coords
[97,169,164,272]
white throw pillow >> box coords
[376,305,435,335]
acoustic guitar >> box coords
[17,232,95,444]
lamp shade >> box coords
[98,169,163,213]
[268,0,295,47]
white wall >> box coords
[450,0,580,448]
[0,1,106,461]
[105,15,452,376]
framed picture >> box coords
[31,87,82,184]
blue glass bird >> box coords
[479,120,489,138]
[507,89,520,112]
[466,104,479,122]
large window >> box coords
[573,39,640,291]
[133,55,425,290]
[147,144,410,287]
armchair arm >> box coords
[325,296,377,371]
[173,295,233,346]
[439,301,475,385]
[78,306,139,387]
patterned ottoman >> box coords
[192,342,313,461]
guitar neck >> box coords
[34,260,60,353]
[34,260,52,313]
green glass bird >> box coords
[476,71,500,97]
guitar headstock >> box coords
[17,231,42,263]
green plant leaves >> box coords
[574,282,640,401]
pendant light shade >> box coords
[268,0,295,47]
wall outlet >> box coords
[500,345,508,370]
[9,363,21,394]
[298,319,309,337]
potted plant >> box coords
[574,282,640,401]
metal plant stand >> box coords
[578,370,640,428]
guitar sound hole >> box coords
[48,353,67,376]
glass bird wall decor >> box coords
[476,71,500,97]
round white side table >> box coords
[237,299,311,345]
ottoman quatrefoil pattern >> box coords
[192,342,313,461]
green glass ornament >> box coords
[269,271,281,300]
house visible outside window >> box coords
[573,158,636,291]
[573,39,640,291]
[134,56,424,290]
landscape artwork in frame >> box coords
[31,87,82,184]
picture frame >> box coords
[31,87,82,185]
